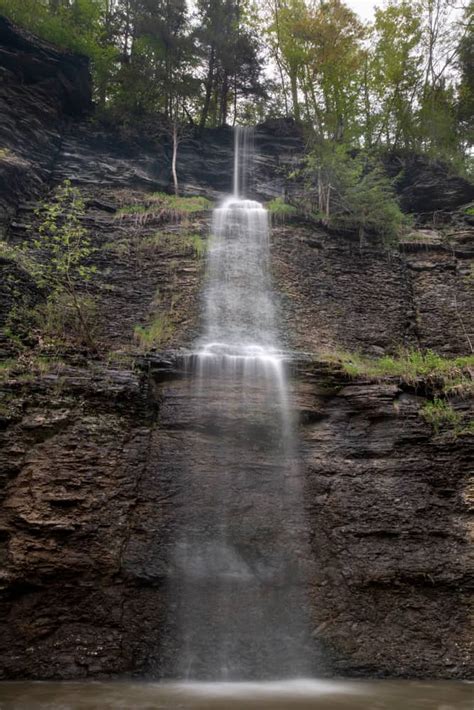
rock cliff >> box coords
[0,17,473,681]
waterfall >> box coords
[172,127,312,681]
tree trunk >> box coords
[220,74,229,126]
[290,70,300,122]
[273,0,290,116]
[232,73,238,126]
[199,47,215,129]
[172,123,179,196]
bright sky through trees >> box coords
[346,0,376,20]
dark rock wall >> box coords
[1,360,472,680]
[384,153,474,218]
[0,367,170,678]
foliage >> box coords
[457,2,474,152]
[1,0,472,167]
[0,0,119,107]
[0,0,267,127]
[262,0,473,165]
[14,180,98,348]
[116,193,211,224]
[322,349,473,435]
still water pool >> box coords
[0,680,472,710]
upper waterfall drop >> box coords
[199,126,279,357]
[233,125,254,198]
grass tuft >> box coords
[133,315,174,350]
[324,349,474,396]
[116,193,211,226]
[265,197,298,222]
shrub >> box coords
[299,143,408,244]
[12,180,98,349]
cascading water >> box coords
[172,127,313,681]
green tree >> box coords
[265,0,307,122]
[196,0,265,127]
[369,1,423,150]
[457,2,474,153]
[300,144,406,244]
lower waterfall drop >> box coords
[173,127,313,680]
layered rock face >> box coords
[272,223,473,356]
[0,17,473,681]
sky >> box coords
[345,0,378,21]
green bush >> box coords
[6,180,98,349]
[265,197,298,221]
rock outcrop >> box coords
[384,153,474,218]
[296,362,473,678]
